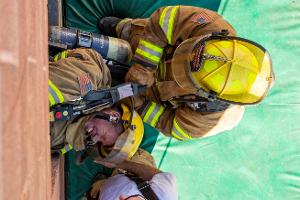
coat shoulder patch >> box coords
[78,73,93,95]
[191,12,211,24]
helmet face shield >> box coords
[172,35,274,105]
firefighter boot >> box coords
[98,17,122,37]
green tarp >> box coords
[65,0,221,33]
[65,0,300,199]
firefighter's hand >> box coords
[125,63,155,87]
[90,179,106,198]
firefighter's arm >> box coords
[125,6,172,86]
[141,101,229,139]
[163,105,245,139]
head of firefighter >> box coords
[76,102,144,164]
[170,31,274,106]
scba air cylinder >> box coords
[49,26,132,64]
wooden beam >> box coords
[0,0,50,199]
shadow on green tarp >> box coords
[65,0,221,33]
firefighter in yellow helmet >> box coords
[49,48,144,163]
[99,5,274,140]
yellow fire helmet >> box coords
[77,99,144,164]
[171,32,274,105]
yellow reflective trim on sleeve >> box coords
[140,40,163,53]
[54,54,59,61]
[61,50,67,59]
[49,93,56,106]
[54,50,67,61]
[150,106,165,127]
[167,6,179,44]
[171,131,184,141]
[159,7,170,29]
[143,102,156,123]
[60,144,73,155]
[61,148,67,154]
[135,48,160,63]
[48,80,64,104]
[142,102,165,127]
[173,118,192,140]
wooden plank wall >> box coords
[0,0,50,199]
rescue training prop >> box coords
[49,83,145,122]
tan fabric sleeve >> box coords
[170,6,237,43]
[125,63,155,87]
[173,106,224,138]
[132,6,236,67]
[155,106,223,139]
[153,104,244,139]
[146,5,236,45]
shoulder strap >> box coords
[126,175,159,200]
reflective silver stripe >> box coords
[61,144,73,155]
[48,84,60,104]
[159,6,179,44]
[172,127,184,140]
[135,40,163,65]
[57,52,62,60]
[138,45,162,58]
[142,102,165,127]
[162,8,172,36]
[171,118,192,140]
[146,105,160,126]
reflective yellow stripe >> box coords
[48,80,64,106]
[135,48,160,63]
[61,50,67,59]
[54,54,59,62]
[172,118,192,140]
[140,40,163,53]
[49,93,55,106]
[53,50,67,61]
[159,6,179,44]
[135,40,163,65]
[151,105,165,126]
[143,102,165,127]
[143,102,156,123]
[61,144,73,155]
[159,7,170,29]
[61,148,67,154]
[171,131,183,141]
[167,6,179,44]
